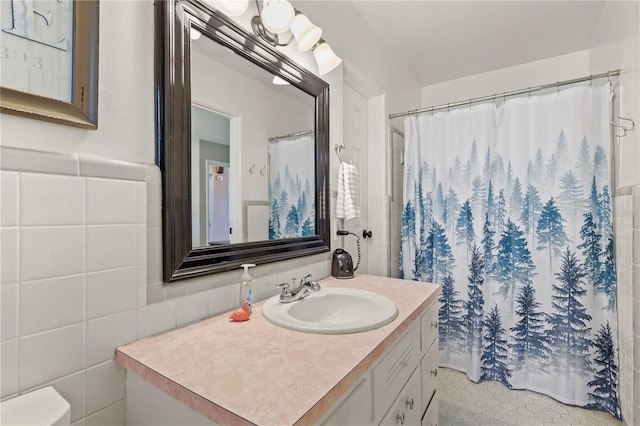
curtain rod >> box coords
[268,130,313,142]
[388,69,620,120]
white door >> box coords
[343,84,369,273]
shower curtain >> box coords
[400,84,620,418]
[268,135,315,239]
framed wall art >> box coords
[0,0,99,129]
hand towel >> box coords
[336,162,360,220]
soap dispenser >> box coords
[239,263,256,311]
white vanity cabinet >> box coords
[322,302,439,426]
[420,303,439,425]
[118,276,442,426]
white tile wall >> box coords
[47,372,86,423]
[20,174,85,226]
[86,267,137,319]
[20,227,85,281]
[19,275,85,335]
[1,172,19,226]
[85,360,126,415]
[86,178,137,224]
[86,310,137,367]
[84,400,125,426]
[1,228,19,284]
[136,299,177,339]
[1,284,18,341]
[176,293,209,327]
[86,225,138,272]
[615,193,634,423]
[0,149,332,426]
[1,339,18,398]
[19,323,85,389]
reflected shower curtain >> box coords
[400,84,620,418]
[268,135,315,239]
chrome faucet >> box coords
[276,274,321,303]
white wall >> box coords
[588,1,640,189]
[588,2,640,424]
[0,2,155,164]
[0,2,361,425]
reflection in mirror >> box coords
[190,31,315,248]
[267,131,315,240]
[191,106,230,247]
[158,0,330,282]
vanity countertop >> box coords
[116,274,441,425]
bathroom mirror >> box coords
[157,0,330,282]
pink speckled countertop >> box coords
[116,274,441,426]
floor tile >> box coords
[439,368,621,425]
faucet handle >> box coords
[300,273,312,285]
[276,282,291,296]
[277,282,293,303]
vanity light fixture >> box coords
[210,0,249,17]
[290,12,322,51]
[313,39,342,75]
[261,0,295,34]
[214,0,341,75]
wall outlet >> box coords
[333,220,341,240]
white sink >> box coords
[261,287,399,334]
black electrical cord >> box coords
[336,230,361,271]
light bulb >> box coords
[261,0,295,34]
[272,75,290,85]
[291,13,322,51]
[190,28,201,40]
[313,42,342,75]
[211,0,249,17]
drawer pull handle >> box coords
[406,398,414,409]
[431,322,438,329]
[397,413,405,425]
[431,368,438,377]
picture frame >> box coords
[0,0,99,130]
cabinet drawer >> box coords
[420,339,438,413]
[421,392,438,426]
[420,304,438,354]
[379,367,421,426]
[373,324,420,421]
[322,376,373,426]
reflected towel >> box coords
[336,162,360,220]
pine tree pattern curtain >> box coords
[400,84,620,418]
[268,135,315,239]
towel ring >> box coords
[335,144,353,165]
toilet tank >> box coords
[0,386,70,426]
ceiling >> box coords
[304,1,607,88]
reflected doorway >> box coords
[191,104,231,247]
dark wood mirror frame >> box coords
[156,0,331,282]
